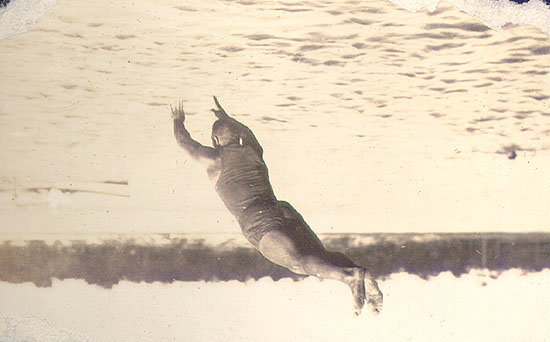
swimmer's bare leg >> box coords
[258,230,382,315]
[171,101,220,170]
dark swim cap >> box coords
[212,120,240,147]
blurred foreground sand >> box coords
[1,269,549,342]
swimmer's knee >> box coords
[259,231,299,257]
[258,231,307,271]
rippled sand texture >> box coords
[0,0,549,235]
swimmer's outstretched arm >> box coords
[172,101,220,168]
[211,96,264,157]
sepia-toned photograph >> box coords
[1,0,549,340]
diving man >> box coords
[171,97,383,315]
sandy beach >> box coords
[1,269,549,342]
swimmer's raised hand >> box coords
[171,101,186,121]
[211,96,230,119]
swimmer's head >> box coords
[212,120,240,148]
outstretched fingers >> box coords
[211,96,229,119]
[171,97,229,121]
[171,101,186,121]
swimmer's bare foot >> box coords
[171,101,186,121]
[364,271,383,314]
[349,268,366,316]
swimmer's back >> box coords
[215,144,277,219]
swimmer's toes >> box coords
[367,297,383,315]
[350,268,366,316]
[365,277,383,314]
[353,290,365,314]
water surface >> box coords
[0,0,549,235]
